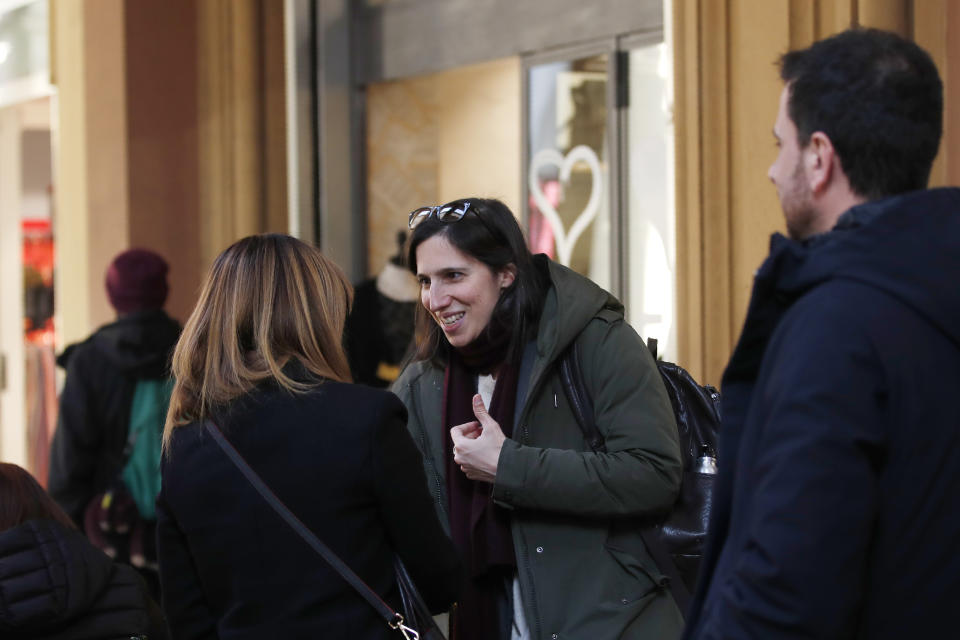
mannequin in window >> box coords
[345,231,419,387]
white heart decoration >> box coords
[528,144,603,267]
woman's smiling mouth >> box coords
[439,312,465,327]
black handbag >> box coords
[394,556,445,640]
[205,421,445,640]
[559,338,720,615]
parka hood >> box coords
[766,187,960,349]
[0,519,117,631]
[58,309,181,377]
[535,255,624,361]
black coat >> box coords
[157,379,461,639]
[49,310,181,526]
[685,188,960,639]
[344,277,416,388]
[0,519,169,639]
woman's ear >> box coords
[499,264,517,290]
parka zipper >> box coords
[513,367,556,640]
[408,380,448,523]
[516,531,542,639]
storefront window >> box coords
[526,54,611,290]
[0,0,54,474]
[525,42,675,359]
[0,0,49,107]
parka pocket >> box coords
[603,540,670,604]
[604,518,670,603]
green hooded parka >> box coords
[393,259,684,639]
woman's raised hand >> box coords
[450,394,506,483]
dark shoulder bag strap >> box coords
[557,343,692,613]
[203,421,418,638]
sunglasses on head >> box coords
[408,201,473,230]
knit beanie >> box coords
[105,249,169,314]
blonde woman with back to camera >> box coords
[156,234,460,639]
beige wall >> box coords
[53,0,286,344]
[54,0,126,346]
[366,75,441,275]
[125,0,201,325]
[54,0,195,341]
[674,0,960,385]
[365,57,522,277]
[197,0,288,270]
[436,58,522,214]
[0,107,29,466]
[934,0,960,187]
[952,2,960,187]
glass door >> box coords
[523,33,676,359]
[525,47,614,291]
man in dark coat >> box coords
[684,29,960,639]
[48,250,180,557]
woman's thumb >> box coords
[472,394,489,422]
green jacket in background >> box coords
[392,258,684,639]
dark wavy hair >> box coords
[779,28,942,200]
[406,198,547,366]
[0,463,76,532]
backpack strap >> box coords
[559,341,605,453]
[557,339,692,614]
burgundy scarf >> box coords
[443,336,519,640]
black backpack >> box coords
[559,337,720,614]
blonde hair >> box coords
[163,234,353,450]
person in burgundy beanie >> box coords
[49,248,181,600]
[105,249,171,315]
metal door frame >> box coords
[521,28,663,303]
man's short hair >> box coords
[779,28,942,200]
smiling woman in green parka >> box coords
[392,197,684,640]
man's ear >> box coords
[805,131,836,195]
[499,264,517,290]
